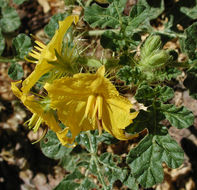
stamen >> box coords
[29,52,40,59]
[34,45,43,52]
[32,126,48,144]
[31,50,41,56]
[85,95,96,117]
[35,40,46,49]
[97,96,103,120]
[33,117,43,132]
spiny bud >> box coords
[139,35,172,70]
[141,35,162,59]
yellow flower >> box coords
[11,81,61,133]
[22,15,79,94]
[46,66,138,146]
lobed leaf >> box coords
[0,6,21,33]
[40,130,73,160]
[84,0,127,28]
[183,22,197,60]
[13,0,28,5]
[127,133,184,188]
[180,0,197,19]
[8,62,24,80]
[161,104,194,129]
[99,152,127,187]
[135,84,174,106]
[0,28,5,55]
[184,63,197,99]
[13,34,32,59]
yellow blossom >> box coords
[46,66,139,146]
[22,15,79,94]
[11,81,61,133]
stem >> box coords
[0,56,21,63]
[85,0,93,7]
[88,29,120,36]
[86,131,108,190]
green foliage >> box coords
[161,104,194,129]
[180,0,197,19]
[0,28,5,55]
[138,0,164,20]
[40,130,73,160]
[84,0,127,29]
[127,133,184,188]
[0,6,21,33]
[117,66,141,85]
[183,22,197,60]
[184,63,197,99]
[8,62,24,80]
[13,34,32,59]
[135,84,174,106]
[13,0,28,5]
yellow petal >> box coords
[11,81,61,133]
[102,97,138,140]
[21,60,53,94]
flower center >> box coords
[84,94,103,133]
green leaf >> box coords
[0,0,7,7]
[99,152,127,186]
[117,66,142,85]
[161,104,194,129]
[0,6,21,33]
[101,31,140,51]
[180,0,197,19]
[84,0,127,28]
[0,28,5,55]
[65,169,84,180]
[154,86,174,102]
[13,0,28,5]
[184,22,197,60]
[135,84,174,106]
[40,130,73,160]
[127,133,184,188]
[61,154,80,172]
[125,4,149,36]
[44,13,67,38]
[13,34,32,59]
[8,62,24,80]
[54,179,80,190]
[138,0,164,20]
[78,178,97,190]
[184,63,197,99]
[76,131,98,153]
[123,174,138,190]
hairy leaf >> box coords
[40,130,73,160]
[180,0,197,19]
[184,63,197,99]
[13,0,28,5]
[8,62,24,80]
[84,0,127,28]
[127,133,184,188]
[161,104,194,129]
[13,34,32,59]
[99,152,127,187]
[135,84,174,106]
[184,22,197,60]
[0,28,5,55]
[123,174,139,190]
[117,66,142,85]
[0,7,21,33]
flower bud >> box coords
[141,35,162,59]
